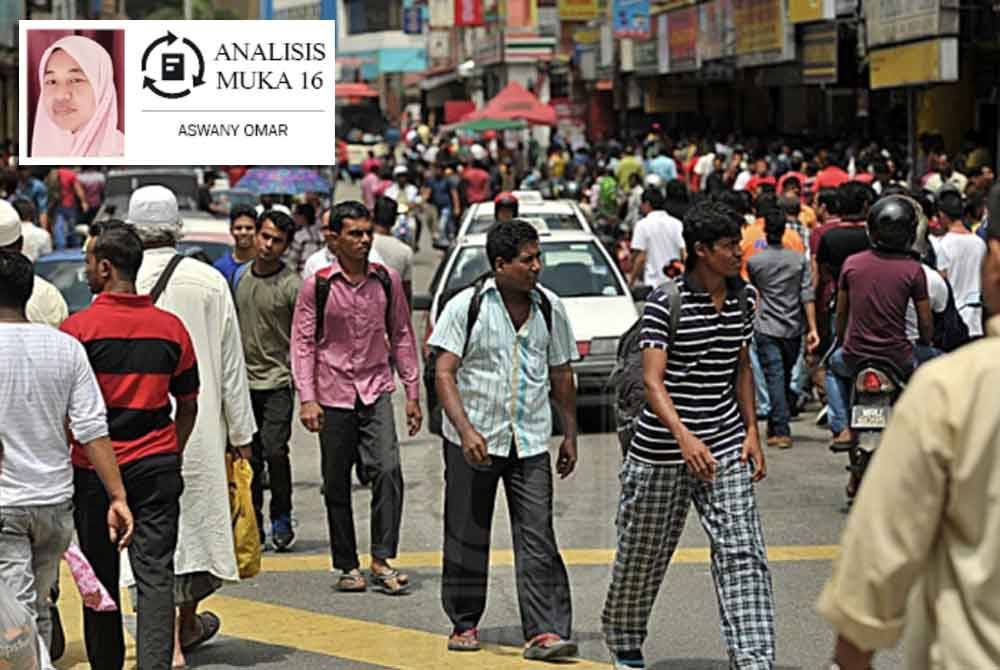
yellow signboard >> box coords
[558,0,599,20]
[735,0,783,55]
[651,0,696,10]
[869,38,958,89]
[788,0,832,24]
[573,28,600,43]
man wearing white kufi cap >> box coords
[126,184,257,668]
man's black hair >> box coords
[295,202,316,228]
[641,188,665,210]
[935,190,963,221]
[837,181,873,218]
[764,209,786,245]
[914,191,938,219]
[11,198,34,224]
[329,201,371,234]
[782,195,801,218]
[754,192,779,216]
[373,196,398,230]
[257,209,295,239]
[486,218,539,271]
[781,176,802,193]
[817,188,840,215]
[683,200,743,272]
[882,184,909,198]
[665,179,689,202]
[90,221,144,282]
[229,204,257,227]
[716,190,751,216]
[0,249,33,310]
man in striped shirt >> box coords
[61,222,199,670]
[602,200,774,670]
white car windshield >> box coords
[469,212,581,235]
[443,241,623,298]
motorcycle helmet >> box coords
[494,192,519,218]
[644,173,664,192]
[867,195,918,253]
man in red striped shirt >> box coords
[60,221,199,670]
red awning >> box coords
[463,81,557,126]
[336,82,379,98]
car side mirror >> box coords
[631,285,652,302]
[413,293,432,311]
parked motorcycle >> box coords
[829,357,907,505]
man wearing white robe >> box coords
[127,185,257,668]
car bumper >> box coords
[572,355,616,407]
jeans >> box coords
[0,501,74,670]
[824,349,852,435]
[750,336,771,417]
[53,206,79,249]
[74,454,182,670]
[914,343,943,366]
[756,334,801,438]
[436,206,455,240]
[250,387,294,533]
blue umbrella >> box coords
[234,168,332,195]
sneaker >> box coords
[612,650,645,669]
[272,515,296,552]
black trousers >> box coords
[250,387,294,531]
[73,453,182,670]
[318,394,403,571]
[441,440,572,641]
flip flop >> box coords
[370,568,410,595]
[180,611,221,653]
[447,628,481,652]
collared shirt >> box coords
[747,244,814,339]
[14,177,48,215]
[291,259,419,409]
[302,245,386,280]
[817,317,1000,668]
[427,280,578,459]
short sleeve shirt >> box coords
[631,277,757,466]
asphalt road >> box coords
[54,181,906,670]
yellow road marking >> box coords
[204,594,612,669]
[54,566,137,670]
[262,545,840,573]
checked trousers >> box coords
[601,454,775,669]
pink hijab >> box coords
[31,35,124,158]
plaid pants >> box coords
[601,454,775,669]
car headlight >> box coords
[588,337,619,356]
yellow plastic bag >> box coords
[226,452,261,579]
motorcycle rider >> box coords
[494,192,519,223]
[825,196,933,494]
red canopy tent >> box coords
[462,81,557,126]
[336,82,379,98]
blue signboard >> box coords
[403,6,423,34]
[612,0,651,39]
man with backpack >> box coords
[232,209,302,551]
[602,200,773,670]
[290,200,421,596]
[429,219,580,660]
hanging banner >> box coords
[699,0,734,61]
[455,0,485,27]
[613,0,651,39]
[403,6,424,34]
[651,0,696,9]
[428,29,452,64]
[869,37,958,89]
[657,12,670,74]
[429,0,454,28]
[800,21,837,83]
[734,0,794,67]
[600,21,613,67]
[634,34,659,75]
[558,0,599,21]
[788,0,834,24]
[668,5,698,72]
[865,0,958,49]
[507,0,538,30]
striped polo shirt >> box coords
[630,276,757,466]
[60,292,199,469]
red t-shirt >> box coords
[60,293,199,468]
[839,249,928,371]
[462,167,492,204]
[57,168,78,209]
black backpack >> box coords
[608,278,750,458]
[933,275,971,352]
[425,272,553,436]
[314,263,393,342]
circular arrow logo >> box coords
[141,31,206,100]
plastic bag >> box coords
[226,452,261,579]
[63,544,117,612]
[0,580,40,670]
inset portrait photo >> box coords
[26,29,125,158]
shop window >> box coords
[347,0,402,34]
[550,71,569,100]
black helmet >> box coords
[867,195,918,252]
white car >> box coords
[455,192,592,239]
[416,229,638,426]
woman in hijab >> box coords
[31,35,124,158]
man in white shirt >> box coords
[932,190,986,336]
[372,196,414,305]
[0,200,68,327]
[0,249,133,670]
[628,188,686,288]
[12,199,52,261]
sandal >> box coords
[447,628,481,652]
[336,569,368,592]
[180,611,221,653]
[370,567,410,595]
[523,633,578,661]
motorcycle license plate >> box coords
[851,406,889,429]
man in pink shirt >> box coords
[290,200,422,596]
[461,160,492,205]
[360,163,382,211]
